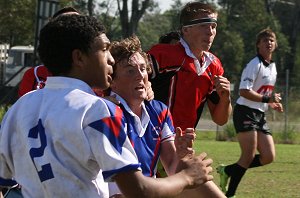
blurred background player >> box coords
[217,28,283,198]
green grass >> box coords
[194,135,300,198]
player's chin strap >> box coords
[182,17,217,28]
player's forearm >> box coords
[162,157,179,176]
[209,98,232,126]
[115,170,191,198]
[239,89,263,102]
[0,187,3,198]
[160,142,179,176]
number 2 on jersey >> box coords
[28,119,54,182]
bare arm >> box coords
[239,89,281,103]
[159,141,178,176]
[114,153,213,198]
[158,128,225,198]
[207,75,232,126]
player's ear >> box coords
[182,27,189,34]
[72,49,85,69]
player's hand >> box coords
[269,102,284,112]
[176,152,213,188]
[213,75,231,101]
[271,93,282,103]
[175,127,196,158]
[145,81,154,101]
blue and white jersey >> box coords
[0,77,140,198]
[236,55,277,112]
[108,92,175,196]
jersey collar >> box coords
[110,91,150,137]
[257,54,274,66]
[45,77,95,95]
[180,38,215,76]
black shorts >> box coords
[233,104,271,135]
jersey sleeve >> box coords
[147,100,175,143]
[0,115,17,187]
[85,100,141,182]
[161,108,175,143]
[148,44,185,79]
[207,55,224,104]
[239,58,260,90]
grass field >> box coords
[194,134,300,198]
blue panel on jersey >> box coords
[89,116,127,154]
[102,163,141,181]
[0,177,17,187]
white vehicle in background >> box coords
[5,45,34,86]
[0,44,9,84]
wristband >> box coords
[262,95,270,103]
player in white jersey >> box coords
[217,28,283,197]
[0,14,214,198]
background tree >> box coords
[0,0,36,46]
[216,0,290,98]
[272,0,300,87]
[117,0,155,37]
[97,0,122,40]
[0,0,296,91]
[87,0,95,16]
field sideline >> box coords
[194,139,300,198]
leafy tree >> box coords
[272,0,300,86]
[87,0,95,16]
[0,0,36,46]
[137,11,174,50]
[217,0,290,89]
[116,0,156,38]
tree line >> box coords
[0,0,299,99]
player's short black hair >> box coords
[159,31,180,44]
[38,14,106,75]
[52,6,80,18]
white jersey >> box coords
[236,55,277,112]
[0,77,140,198]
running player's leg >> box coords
[224,131,256,197]
[223,105,258,197]
[249,113,275,168]
[257,131,275,166]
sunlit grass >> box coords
[194,136,300,198]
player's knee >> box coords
[261,153,275,165]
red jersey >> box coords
[18,65,104,98]
[148,43,224,129]
[18,65,52,97]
